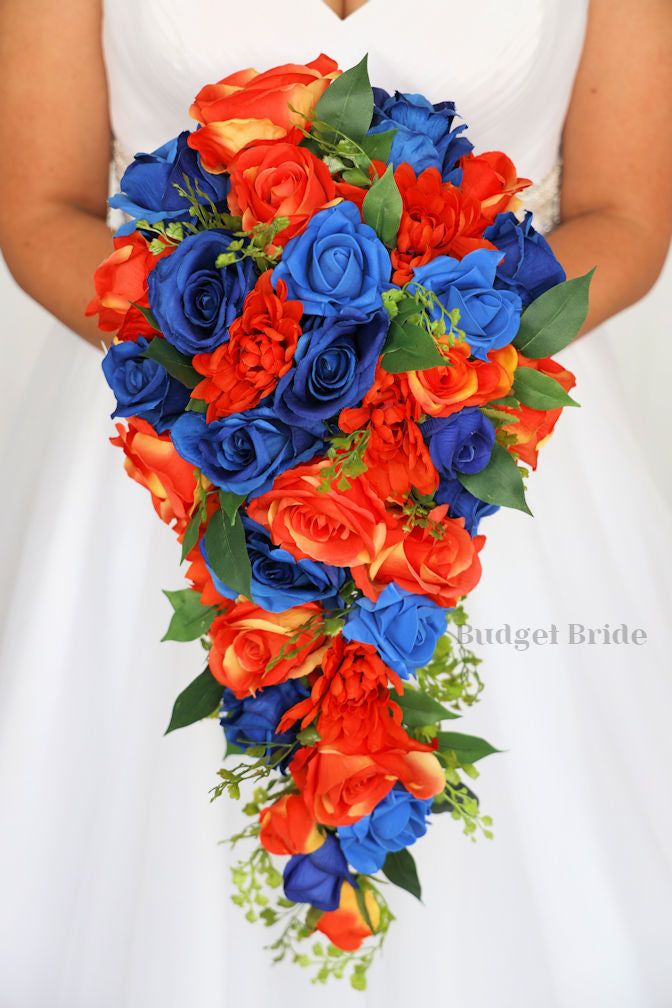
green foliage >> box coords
[382,848,422,901]
[513,366,580,410]
[165,668,223,734]
[142,337,201,388]
[180,472,208,563]
[210,741,297,801]
[458,442,532,515]
[130,302,161,331]
[218,490,247,525]
[185,397,207,413]
[314,55,374,145]
[513,269,594,358]
[318,427,371,493]
[395,687,459,728]
[215,216,290,271]
[204,506,252,599]
[436,731,500,765]
[161,588,219,642]
[432,774,494,841]
[359,129,396,162]
[171,175,242,234]
[416,607,484,710]
[362,165,403,248]
[381,283,465,374]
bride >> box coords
[0,1,671,1005]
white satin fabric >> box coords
[1,2,671,1006]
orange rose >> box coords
[228,143,339,247]
[110,417,196,534]
[86,233,167,334]
[193,272,302,420]
[188,55,340,172]
[208,600,328,698]
[353,505,484,608]
[259,794,323,856]
[247,461,391,569]
[291,744,444,828]
[392,163,496,285]
[459,151,531,223]
[501,354,577,469]
[316,881,380,951]
[339,368,438,501]
[407,339,517,417]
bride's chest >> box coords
[104,0,588,178]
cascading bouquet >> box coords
[89,54,591,988]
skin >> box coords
[0,0,670,350]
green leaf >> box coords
[180,507,202,563]
[340,166,372,188]
[165,668,222,734]
[142,338,201,389]
[513,366,579,410]
[382,848,422,901]
[359,129,396,163]
[362,164,403,248]
[382,321,445,374]
[204,507,252,599]
[131,302,160,331]
[185,397,207,414]
[513,269,594,358]
[314,55,374,144]
[436,731,501,764]
[218,490,247,526]
[161,588,219,642]
[395,687,459,727]
[458,442,532,515]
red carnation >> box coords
[192,271,302,420]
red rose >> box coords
[500,353,577,469]
[247,461,392,569]
[228,143,338,247]
[188,55,340,172]
[193,272,302,420]
[459,151,531,223]
[86,233,168,334]
[110,417,196,534]
[353,504,485,608]
[208,601,328,698]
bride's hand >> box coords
[0,0,112,347]
[548,0,672,335]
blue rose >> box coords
[148,230,256,355]
[220,680,308,771]
[273,309,389,431]
[201,517,346,612]
[421,407,495,479]
[413,249,522,360]
[337,786,432,874]
[369,89,473,181]
[101,336,189,433]
[170,409,323,498]
[484,211,566,307]
[272,203,391,317]
[343,583,447,679]
[436,477,499,535]
[283,833,350,912]
[109,131,230,237]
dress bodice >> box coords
[103,0,588,201]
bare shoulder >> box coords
[0,0,110,223]
[561,0,672,235]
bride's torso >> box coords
[103,0,588,226]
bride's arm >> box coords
[0,0,112,347]
[547,0,672,334]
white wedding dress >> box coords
[1,1,671,1006]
